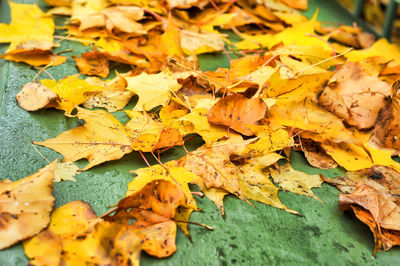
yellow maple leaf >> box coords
[346,38,400,63]
[270,163,323,201]
[238,153,299,214]
[40,76,104,114]
[125,110,183,152]
[235,12,326,50]
[34,108,133,171]
[180,30,225,55]
[173,108,227,146]
[0,2,54,53]
[123,71,181,111]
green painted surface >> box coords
[1,0,400,265]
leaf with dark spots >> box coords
[0,161,56,250]
[106,180,188,258]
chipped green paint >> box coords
[1,1,400,265]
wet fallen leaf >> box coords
[40,76,104,114]
[34,108,133,171]
[16,82,58,111]
[54,161,80,182]
[0,2,58,66]
[106,180,187,257]
[0,161,56,249]
[296,138,338,169]
[24,201,141,265]
[325,166,400,254]
[238,153,299,214]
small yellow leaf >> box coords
[54,162,80,182]
[270,163,323,201]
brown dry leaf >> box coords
[106,180,188,258]
[207,94,267,136]
[74,50,110,78]
[34,108,133,171]
[297,138,338,169]
[24,201,141,265]
[370,80,400,150]
[270,163,323,201]
[0,161,56,250]
[319,62,391,129]
[126,162,201,236]
[351,206,400,254]
[339,183,400,231]
[16,82,58,111]
[325,165,400,253]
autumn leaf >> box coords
[24,201,141,265]
[0,2,64,66]
[180,30,225,55]
[174,108,227,146]
[345,38,400,63]
[234,125,292,157]
[106,180,188,258]
[34,108,133,171]
[207,94,267,136]
[319,62,390,129]
[54,161,80,182]
[178,138,256,212]
[83,76,133,113]
[0,161,56,249]
[16,82,58,111]
[321,141,372,171]
[40,76,104,114]
[125,111,183,152]
[325,165,400,254]
[237,153,299,214]
[74,50,110,78]
[296,138,338,169]
[123,71,181,111]
[79,6,146,34]
[268,98,356,143]
[270,163,323,201]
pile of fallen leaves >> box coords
[2,0,400,263]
